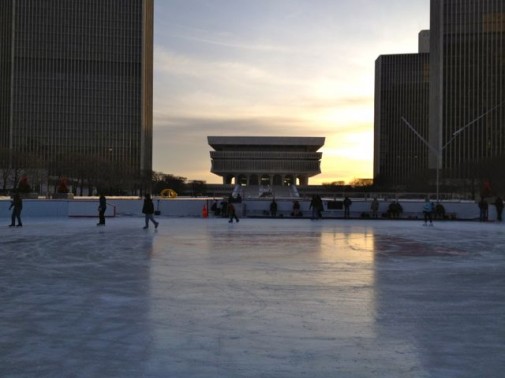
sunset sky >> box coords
[152,0,430,184]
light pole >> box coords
[400,117,442,201]
[401,100,504,201]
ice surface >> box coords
[1,217,505,377]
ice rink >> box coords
[1,216,505,378]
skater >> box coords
[495,196,503,222]
[435,202,446,220]
[422,198,434,226]
[142,194,159,229]
[292,200,301,217]
[270,199,277,217]
[227,201,239,223]
[9,193,23,227]
[343,196,352,219]
[211,201,220,216]
[478,197,488,222]
[309,195,322,220]
[370,197,379,218]
[97,194,106,226]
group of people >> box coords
[478,196,503,222]
[210,198,240,223]
[7,193,505,226]
[96,193,160,229]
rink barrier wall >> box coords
[0,197,493,221]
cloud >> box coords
[154,115,328,140]
[151,0,430,183]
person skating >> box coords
[227,201,239,223]
[370,197,379,218]
[309,195,323,220]
[495,196,503,222]
[422,198,434,226]
[343,196,352,219]
[478,197,488,222]
[9,193,23,227]
[142,194,159,229]
[270,199,277,217]
[97,194,106,226]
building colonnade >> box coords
[222,174,309,186]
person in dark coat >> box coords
[292,200,301,217]
[370,197,379,218]
[97,194,106,226]
[9,193,23,227]
[309,195,319,220]
[227,201,239,223]
[495,196,504,222]
[343,196,352,219]
[270,199,278,217]
[478,197,488,222]
[142,194,159,229]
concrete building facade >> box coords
[0,0,153,175]
[208,136,325,186]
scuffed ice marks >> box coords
[1,219,154,378]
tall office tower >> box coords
[374,49,430,189]
[0,0,153,176]
[430,0,505,184]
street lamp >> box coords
[401,100,504,201]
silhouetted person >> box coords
[211,201,220,216]
[309,195,323,220]
[270,199,278,217]
[495,196,503,222]
[142,194,159,229]
[97,194,106,226]
[9,193,22,227]
[478,197,488,222]
[388,201,402,218]
[292,200,301,217]
[370,197,379,218]
[343,196,352,219]
[435,203,445,220]
[227,202,239,223]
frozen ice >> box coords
[1,217,505,377]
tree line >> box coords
[0,148,207,196]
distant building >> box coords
[208,136,325,186]
[429,0,505,182]
[0,0,153,175]
[374,49,430,188]
[418,30,430,54]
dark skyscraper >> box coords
[0,0,153,176]
[374,51,430,189]
[374,0,505,192]
[430,0,505,183]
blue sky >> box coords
[152,0,430,184]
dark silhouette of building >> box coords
[0,0,153,175]
[374,49,430,188]
[374,0,505,191]
[429,0,505,183]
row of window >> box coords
[212,161,320,171]
[211,152,322,160]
